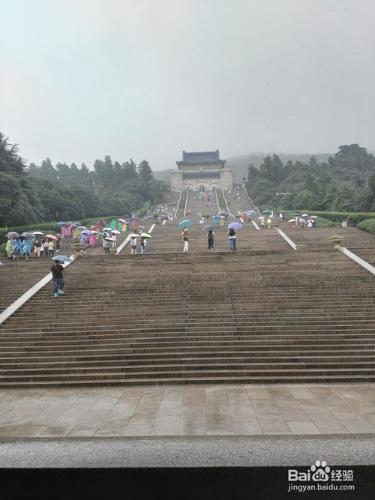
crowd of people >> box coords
[5,234,61,261]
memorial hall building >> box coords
[171,150,233,191]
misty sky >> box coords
[1,0,374,170]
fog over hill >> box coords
[154,153,332,185]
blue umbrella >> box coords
[51,255,71,263]
[228,222,242,230]
[81,229,92,235]
[178,219,191,228]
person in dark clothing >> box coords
[208,230,214,252]
[51,260,64,297]
[228,227,236,252]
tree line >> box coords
[246,144,375,212]
[0,132,165,226]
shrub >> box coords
[358,218,375,235]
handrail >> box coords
[336,246,375,276]
[116,235,131,255]
[174,190,182,219]
[116,223,156,255]
[0,254,76,326]
[220,189,234,218]
[276,228,297,250]
[183,189,189,217]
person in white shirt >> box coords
[130,237,137,255]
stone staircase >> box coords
[0,237,75,313]
[0,195,374,387]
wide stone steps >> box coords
[0,218,374,386]
[2,367,375,387]
[0,237,76,313]
[3,374,375,387]
[1,324,375,340]
[3,361,375,377]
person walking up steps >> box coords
[103,238,111,255]
[140,236,147,255]
[208,230,214,252]
[43,240,49,257]
[48,239,55,257]
[181,228,189,253]
[228,227,236,252]
[130,236,137,255]
[51,259,65,298]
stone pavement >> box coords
[1,383,375,438]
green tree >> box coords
[138,160,154,182]
[293,190,321,210]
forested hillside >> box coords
[0,132,165,226]
[246,144,375,212]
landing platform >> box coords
[1,383,374,438]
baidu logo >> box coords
[310,460,330,482]
[287,460,355,494]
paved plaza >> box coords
[1,383,375,438]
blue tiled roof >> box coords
[182,150,221,163]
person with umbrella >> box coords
[228,226,237,252]
[33,238,43,257]
[140,236,147,255]
[6,238,14,261]
[103,237,111,255]
[111,229,120,248]
[48,238,55,258]
[13,237,23,260]
[42,239,49,257]
[22,237,32,259]
[55,234,62,252]
[181,227,189,254]
[51,258,65,298]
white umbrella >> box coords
[302,213,309,217]
[104,237,115,242]
[102,227,112,231]
[141,233,152,239]
[111,229,121,235]
[288,218,295,223]
[129,233,139,238]
[32,231,44,235]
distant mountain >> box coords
[154,153,332,185]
